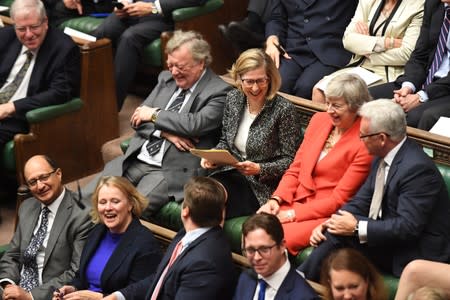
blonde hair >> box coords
[90,176,149,223]
[228,48,281,100]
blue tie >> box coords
[258,279,267,300]
[425,7,450,87]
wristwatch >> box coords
[151,3,158,14]
[150,108,161,123]
[353,222,359,236]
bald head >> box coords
[24,155,63,205]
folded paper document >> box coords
[190,149,239,166]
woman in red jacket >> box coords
[258,73,373,254]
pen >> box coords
[273,42,286,56]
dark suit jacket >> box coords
[214,89,302,204]
[0,190,93,300]
[0,26,80,136]
[265,0,358,67]
[342,138,450,276]
[101,68,231,202]
[396,0,450,99]
[71,218,161,295]
[119,226,235,300]
[233,266,320,300]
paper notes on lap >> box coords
[316,67,383,91]
[190,149,239,166]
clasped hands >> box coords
[257,199,295,224]
[309,210,357,247]
[2,284,31,300]
[393,86,421,112]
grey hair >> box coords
[359,99,407,141]
[11,0,46,21]
[325,73,372,112]
[165,30,212,67]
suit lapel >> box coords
[274,267,297,299]
[1,40,22,83]
[78,224,105,283]
[44,191,73,267]
[179,68,212,114]
[101,218,140,285]
[22,201,42,246]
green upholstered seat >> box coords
[0,244,10,258]
[1,98,83,174]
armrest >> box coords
[172,0,223,22]
[120,138,131,154]
[25,98,83,123]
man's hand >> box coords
[63,0,83,14]
[0,102,16,120]
[257,199,280,215]
[52,285,76,300]
[326,210,357,236]
[235,161,260,176]
[161,131,197,151]
[396,93,421,112]
[102,294,118,300]
[61,290,103,300]
[3,284,32,300]
[393,86,413,103]
[309,222,327,247]
[130,105,158,127]
[124,2,155,17]
[265,36,291,68]
[114,1,130,18]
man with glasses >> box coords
[0,155,92,300]
[83,30,231,219]
[299,99,450,282]
[235,213,319,300]
[0,0,80,150]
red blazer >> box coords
[273,112,372,221]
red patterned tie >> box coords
[150,240,183,300]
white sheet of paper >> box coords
[63,27,97,42]
[316,67,383,91]
[0,5,9,12]
[429,117,450,138]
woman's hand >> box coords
[235,161,260,176]
[62,290,103,300]
[355,21,369,35]
[52,286,76,300]
[200,158,217,169]
[277,209,295,223]
[257,199,280,215]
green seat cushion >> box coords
[0,244,10,258]
[142,39,162,67]
[2,140,15,173]
[153,201,183,232]
[223,216,248,253]
[60,16,104,34]
[172,0,223,22]
[120,138,130,154]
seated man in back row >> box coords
[299,99,450,282]
[0,0,80,149]
[83,30,231,219]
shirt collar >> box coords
[258,250,291,292]
[181,226,212,249]
[41,188,65,215]
[177,68,206,94]
[382,136,406,166]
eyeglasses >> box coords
[167,62,198,72]
[27,169,57,187]
[325,102,347,112]
[15,20,45,33]
[359,132,389,140]
[240,77,269,87]
[242,244,278,257]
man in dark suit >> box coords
[103,176,235,300]
[91,0,207,110]
[234,213,319,300]
[265,0,357,99]
[83,30,231,218]
[0,155,92,300]
[369,0,450,130]
[299,99,450,282]
[0,0,80,148]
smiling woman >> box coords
[200,48,302,219]
[52,176,162,300]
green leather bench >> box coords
[60,0,224,69]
